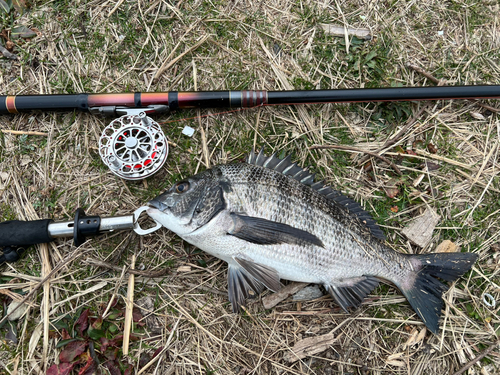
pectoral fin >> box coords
[228,213,324,247]
[234,256,281,292]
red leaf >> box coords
[75,309,90,337]
[110,334,124,345]
[59,340,87,363]
[104,361,122,375]
[139,352,151,368]
[78,354,96,375]
[124,364,134,375]
[102,295,119,313]
[46,362,76,375]
[91,316,103,330]
[61,328,71,340]
[103,347,119,361]
[132,306,143,322]
[100,337,111,351]
[152,346,164,359]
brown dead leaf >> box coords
[387,359,406,367]
[383,178,401,198]
[401,208,440,248]
[5,39,14,50]
[470,112,486,120]
[384,186,399,198]
[403,328,418,349]
[262,282,308,309]
[383,179,401,198]
[435,240,458,253]
[427,143,438,154]
[386,353,406,367]
[415,327,426,344]
[286,333,335,363]
[423,161,440,171]
[30,27,42,37]
[0,29,8,41]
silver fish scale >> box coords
[214,163,410,284]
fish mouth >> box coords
[148,198,167,211]
[146,206,160,215]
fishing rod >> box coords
[2,85,500,115]
[0,85,499,264]
[1,85,500,180]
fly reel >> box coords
[99,112,168,180]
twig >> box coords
[123,255,136,356]
[85,258,168,277]
[40,243,51,369]
[407,64,445,85]
[452,340,500,375]
[472,101,500,113]
[0,130,48,136]
[309,144,402,175]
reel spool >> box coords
[99,112,168,180]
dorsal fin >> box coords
[246,149,386,240]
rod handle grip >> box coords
[0,219,53,247]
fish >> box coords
[147,149,478,333]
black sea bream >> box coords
[147,150,477,333]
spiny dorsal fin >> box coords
[247,148,316,183]
[246,149,386,240]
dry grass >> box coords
[1,0,499,374]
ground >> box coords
[0,0,499,374]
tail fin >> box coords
[400,252,478,333]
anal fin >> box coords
[325,276,379,312]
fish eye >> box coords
[175,181,190,193]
